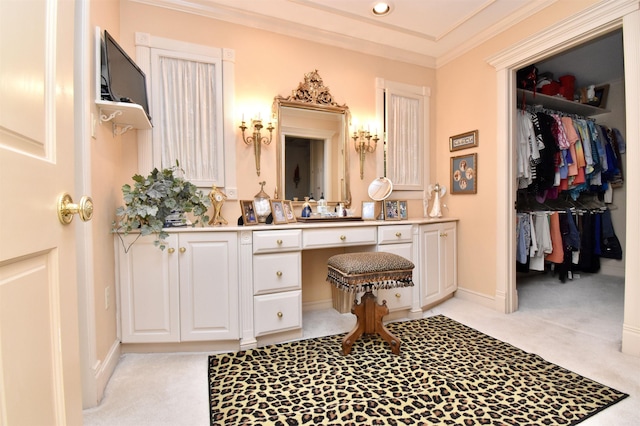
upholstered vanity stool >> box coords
[326,252,414,355]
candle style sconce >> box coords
[240,116,274,176]
[353,129,379,179]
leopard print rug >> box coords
[209,315,627,425]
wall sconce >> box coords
[240,115,274,176]
[353,129,379,179]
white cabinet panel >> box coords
[253,229,302,253]
[253,252,301,295]
[254,290,302,336]
[420,222,457,307]
[118,234,180,343]
[117,232,239,344]
[302,226,376,249]
[377,241,414,312]
[179,232,239,341]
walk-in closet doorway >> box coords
[514,30,626,340]
[488,1,640,355]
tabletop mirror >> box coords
[273,70,351,207]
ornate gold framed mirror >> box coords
[273,70,351,207]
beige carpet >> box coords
[83,273,640,425]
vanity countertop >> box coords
[159,217,459,233]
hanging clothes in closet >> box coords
[516,106,626,281]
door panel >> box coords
[0,0,82,424]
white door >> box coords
[0,0,83,424]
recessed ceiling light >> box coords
[372,2,392,17]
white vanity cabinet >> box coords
[420,221,457,307]
[376,224,415,312]
[252,230,302,337]
[116,232,239,343]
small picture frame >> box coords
[283,200,296,223]
[398,200,408,220]
[449,130,478,152]
[362,201,377,220]
[270,200,288,224]
[451,153,477,194]
[239,200,258,225]
[383,200,400,221]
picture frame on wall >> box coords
[449,130,478,152]
[362,201,377,220]
[383,200,400,221]
[270,200,288,224]
[451,153,477,194]
[240,200,258,225]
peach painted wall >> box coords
[434,0,600,297]
[89,0,122,376]
[117,1,436,221]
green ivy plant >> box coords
[113,162,210,250]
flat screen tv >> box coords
[102,30,152,123]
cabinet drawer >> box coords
[378,286,413,312]
[254,291,302,336]
[302,226,377,249]
[378,225,413,244]
[253,252,301,295]
[253,229,302,253]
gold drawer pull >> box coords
[440,232,448,237]
[277,311,283,318]
[276,271,283,277]
[276,239,283,245]
[395,293,401,298]
[395,232,402,237]
[179,247,186,253]
[340,235,346,241]
[168,248,175,254]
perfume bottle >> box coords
[301,197,312,218]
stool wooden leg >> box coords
[341,291,401,355]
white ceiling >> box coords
[135,0,558,67]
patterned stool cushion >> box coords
[327,252,414,293]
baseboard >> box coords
[94,340,121,404]
[302,298,333,312]
[622,322,640,356]
[454,287,496,310]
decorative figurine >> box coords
[208,185,228,225]
[427,183,447,218]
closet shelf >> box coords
[96,99,152,136]
[517,89,609,117]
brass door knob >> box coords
[168,248,175,254]
[179,247,186,253]
[57,193,94,224]
[276,271,283,277]
[277,311,283,318]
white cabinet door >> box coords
[420,222,457,307]
[117,231,239,343]
[118,234,180,343]
[377,242,414,311]
[179,232,239,341]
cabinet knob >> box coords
[440,232,448,237]
[395,232,402,237]
[276,239,283,245]
[340,235,346,241]
[395,293,401,298]
[167,248,175,254]
[179,247,186,253]
[277,311,283,318]
[276,271,283,277]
